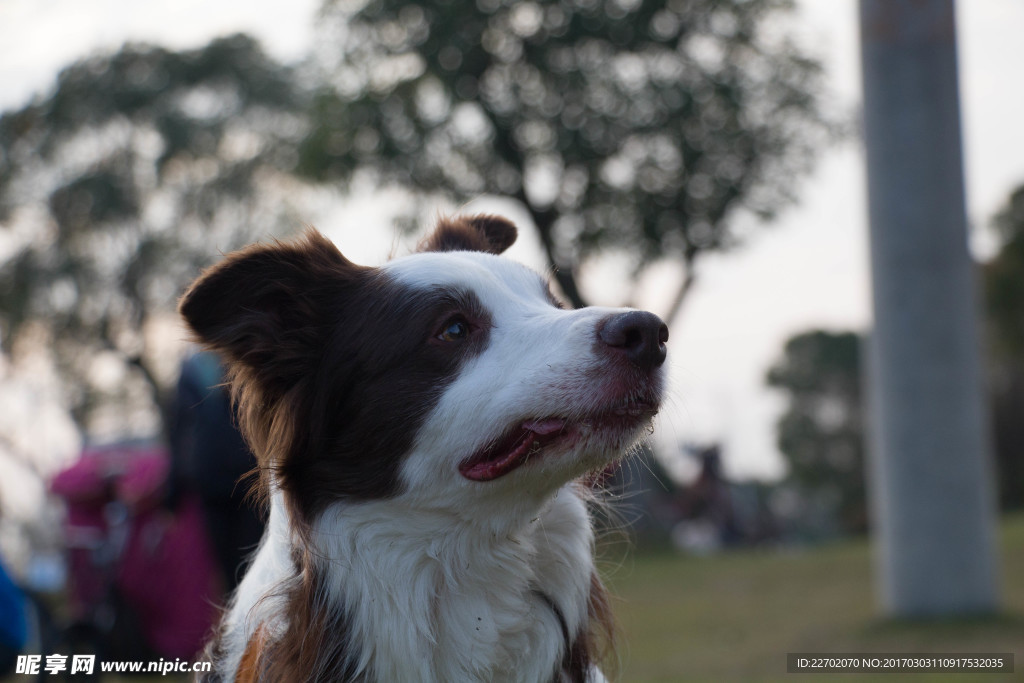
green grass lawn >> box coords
[606,513,1024,682]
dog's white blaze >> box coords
[384,251,639,504]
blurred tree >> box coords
[763,185,1024,523]
[303,0,835,320]
[986,185,1024,361]
[0,35,306,433]
[983,185,1024,509]
[766,330,866,535]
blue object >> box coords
[0,559,27,649]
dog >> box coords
[178,214,668,682]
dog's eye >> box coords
[437,317,470,342]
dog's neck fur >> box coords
[220,484,600,682]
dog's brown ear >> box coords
[179,229,365,394]
[418,214,517,255]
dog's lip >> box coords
[458,399,659,482]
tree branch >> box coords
[662,253,699,330]
[475,102,590,310]
[98,319,172,439]
[520,194,589,310]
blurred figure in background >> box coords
[169,351,263,593]
[672,445,781,553]
[674,445,741,552]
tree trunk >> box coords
[860,0,999,616]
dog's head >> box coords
[179,215,666,525]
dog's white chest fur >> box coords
[223,488,598,682]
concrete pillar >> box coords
[859,0,1000,616]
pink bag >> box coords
[51,444,221,658]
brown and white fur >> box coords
[178,214,668,682]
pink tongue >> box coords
[460,419,567,482]
[523,419,565,435]
[461,431,537,481]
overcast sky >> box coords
[1,0,1023,481]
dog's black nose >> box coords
[598,311,669,371]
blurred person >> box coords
[53,441,222,659]
[168,351,263,593]
[674,445,741,552]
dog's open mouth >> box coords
[458,398,659,482]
